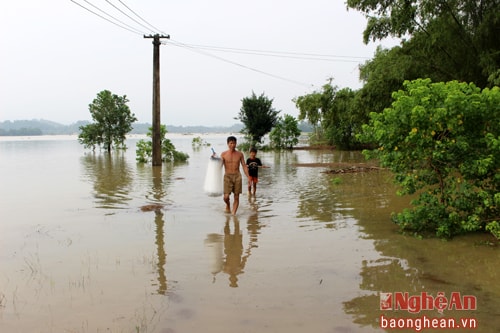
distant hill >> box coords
[131,123,245,134]
[0,119,89,136]
[0,119,312,136]
[0,119,245,136]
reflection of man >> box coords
[223,216,246,287]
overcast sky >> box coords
[0,0,397,127]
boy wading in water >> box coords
[246,147,268,195]
[221,136,251,215]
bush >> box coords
[359,79,500,239]
[136,125,188,163]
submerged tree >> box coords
[78,90,137,152]
[237,92,280,146]
[136,125,189,163]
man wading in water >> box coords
[221,136,251,215]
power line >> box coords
[71,1,368,63]
[103,0,157,34]
[180,43,370,62]
[71,0,171,36]
[70,2,313,87]
[70,0,364,87]
[167,39,313,87]
[71,1,368,64]
[116,0,166,35]
[70,0,145,35]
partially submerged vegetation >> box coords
[136,125,189,163]
[359,80,500,239]
[78,90,137,152]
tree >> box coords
[357,46,420,115]
[293,79,367,149]
[323,87,366,149]
[359,79,500,239]
[136,125,189,163]
[294,79,336,145]
[78,90,137,152]
[269,114,301,149]
[237,92,280,146]
[347,0,500,87]
[293,91,322,141]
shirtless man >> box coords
[220,136,251,215]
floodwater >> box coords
[0,134,498,333]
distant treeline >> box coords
[0,119,313,136]
[0,120,88,136]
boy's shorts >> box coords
[224,173,242,194]
[249,176,258,184]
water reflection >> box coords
[295,171,347,228]
[246,196,263,247]
[80,152,133,209]
[205,233,224,279]
[148,166,169,295]
[295,169,398,230]
[136,164,175,207]
[342,253,492,329]
[332,169,500,332]
[205,211,263,288]
[154,209,167,295]
[273,151,299,188]
[223,216,245,287]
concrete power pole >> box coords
[144,34,170,166]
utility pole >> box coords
[144,34,170,166]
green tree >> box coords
[359,79,500,239]
[323,87,366,149]
[294,79,336,145]
[237,92,280,146]
[293,91,322,141]
[357,46,420,115]
[347,0,500,125]
[294,80,368,149]
[78,90,137,152]
[347,0,500,88]
[136,125,189,163]
[269,114,301,149]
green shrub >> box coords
[136,125,188,163]
[359,79,500,238]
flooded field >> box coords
[0,134,498,333]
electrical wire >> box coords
[69,0,145,36]
[103,0,157,35]
[116,0,167,35]
[181,43,370,62]
[70,0,369,64]
[70,0,367,87]
[166,39,313,87]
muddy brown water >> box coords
[0,134,498,333]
